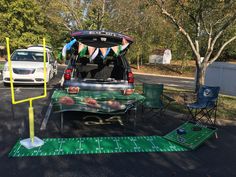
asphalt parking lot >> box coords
[0,65,236,177]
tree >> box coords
[36,0,184,66]
[0,0,48,48]
[104,0,160,67]
[149,0,236,91]
[37,0,76,49]
[84,0,111,30]
[45,0,111,31]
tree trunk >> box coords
[195,65,207,92]
[137,55,140,70]
[137,48,140,70]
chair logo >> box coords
[203,89,212,97]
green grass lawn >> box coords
[135,84,236,120]
[0,63,4,70]
[132,60,196,77]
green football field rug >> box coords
[9,122,217,157]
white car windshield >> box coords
[11,51,48,62]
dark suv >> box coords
[62,30,134,92]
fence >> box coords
[205,62,236,96]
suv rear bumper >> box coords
[63,80,134,91]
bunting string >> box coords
[62,38,130,61]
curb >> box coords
[58,63,67,67]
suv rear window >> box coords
[74,56,125,81]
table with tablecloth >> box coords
[40,90,145,130]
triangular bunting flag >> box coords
[105,48,111,59]
[66,39,77,50]
[88,46,96,57]
[78,43,85,53]
[78,43,88,57]
[112,45,122,57]
[111,46,118,54]
[62,44,67,58]
[121,43,129,50]
[79,46,87,57]
[90,48,99,61]
[100,48,111,60]
[100,48,108,57]
[122,37,129,51]
[122,38,129,45]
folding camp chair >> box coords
[186,85,220,126]
[142,83,174,118]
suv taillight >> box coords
[64,69,72,80]
[128,71,134,83]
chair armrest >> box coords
[163,94,175,103]
[205,98,218,107]
[161,94,175,111]
[210,98,218,102]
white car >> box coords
[3,46,58,86]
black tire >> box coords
[46,80,50,87]
[46,72,52,86]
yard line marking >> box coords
[130,139,140,151]
[114,139,121,151]
[36,144,42,156]
[146,138,159,150]
[77,140,83,153]
[58,140,64,154]
[14,144,22,157]
[96,139,102,153]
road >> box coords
[0,62,195,89]
[0,65,236,177]
[134,73,195,89]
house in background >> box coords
[149,49,172,64]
